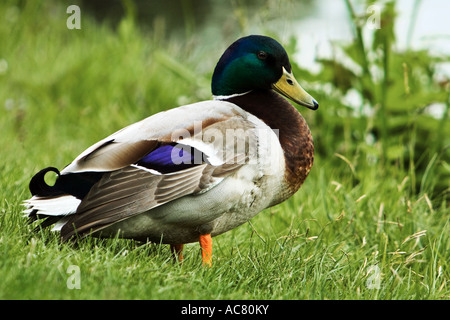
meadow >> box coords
[0,0,448,300]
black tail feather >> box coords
[29,167,104,199]
[26,167,104,234]
[29,167,63,197]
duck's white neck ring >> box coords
[213,90,252,101]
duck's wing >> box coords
[55,101,258,240]
[60,100,247,174]
[60,161,244,240]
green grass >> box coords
[0,1,448,300]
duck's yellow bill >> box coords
[272,67,318,110]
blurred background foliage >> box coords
[0,0,448,203]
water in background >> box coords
[292,0,450,76]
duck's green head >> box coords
[212,35,318,110]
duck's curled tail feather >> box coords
[29,167,63,197]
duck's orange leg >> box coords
[170,244,184,262]
[199,234,213,267]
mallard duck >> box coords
[23,35,318,266]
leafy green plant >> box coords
[293,0,449,201]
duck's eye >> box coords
[257,51,268,60]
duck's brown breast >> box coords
[225,90,314,201]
